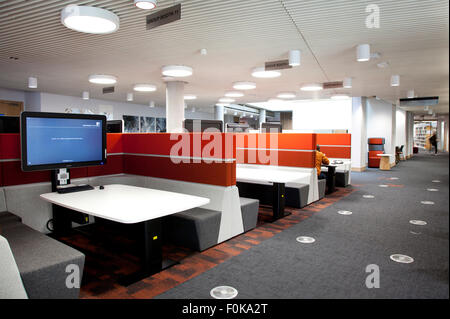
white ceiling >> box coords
[0,0,448,114]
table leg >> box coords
[272,182,290,221]
[118,218,178,286]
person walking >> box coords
[429,132,438,155]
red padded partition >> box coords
[234,133,316,168]
[316,133,351,159]
[122,133,236,187]
[87,133,124,177]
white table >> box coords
[41,184,210,285]
[236,166,310,221]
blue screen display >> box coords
[26,117,103,166]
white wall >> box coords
[0,88,213,121]
[366,98,396,164]
[291,99,352,131]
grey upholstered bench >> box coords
[240,197,259,232]
[318,179,326,199]
[164,208,222,252]
[285,184,310,208]
[0,211,85,299]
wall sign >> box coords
[265,59,292,71]
[146,4,181,30]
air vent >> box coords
[323,81,343,89]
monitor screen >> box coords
[107,120,123,133]
[21,112,107,172]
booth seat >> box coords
[368,150,384,168]
[0,235,28,299]
[0,188,85,299]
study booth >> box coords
[0,112,351,298]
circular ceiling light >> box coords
[127,93,134,101]
[61,5,120,34]
[219,97,235,103]
[28,76,37,89]
[300,83,323,91]
[277,92,296,99]
[331,94,350,100]
[391,75,400,87]
[289,50,301,67]
[88,74,117,85]
[407,90,415,99]
[161,65,193,78]
[134,0,157,10]
[225,91,244,98]
[184,94,197,100]
[82,91,90,100]
[251,67,281,79]
[233,81,256,90]
[133,84,157,92]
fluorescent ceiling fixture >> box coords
[233,81,256,90]
[289,50,301,66]
[356,44,370,62]
[331,94,350,100]
[225,91,244,98]
[61,5,119,34]
[219,97,235,103]
[391,75,400,87]
[184,94,197,100]
[277,92,296,99]
[28,76,37,89]
[133,84,157,92]
[251,67,281,78]
[407,90,415,99]
[134,0,157,10]
[300,83,323,91]
[82,91,90,100]
[88,74,117,85]
[343,77,352,88]
[161,65,193,77]
[126,93,134,101]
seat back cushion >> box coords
[368,150,384,158]
[0,235,28,299]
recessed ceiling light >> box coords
[219,97,235,103]
[88,74,117,85]
[184,94,197,100]
[225,91,244,98]
[343,77,352,88]
[61,5,120,34]
[161,65,193,77]
[391,75,400,87]
[356,44,370,62]
[82,91,90,100]
[251,67,281,79]
[133,84,157,92]
[134,0,157,10]
[28,76,37,89]
[331,94,350,100]
[277,92,296,99]
[300,83,323,91]
[233,81,256,90]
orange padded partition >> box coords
[316,133,351,159]
[122,133,236,187]
[234,133,316,168]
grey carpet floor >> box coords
[156,152,449,299]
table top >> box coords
[236,166,310,184]
[40,184,210,224]
[376,154,392,157]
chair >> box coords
[368,138,385,168]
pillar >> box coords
[259,109,266,128]
[350,97,367,171]
[165,81,185,133]
[214,104,224,122]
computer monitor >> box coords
[261,122,282,133]
[20,112,107,172]
[184,119,223,132]
[107,120,123,133]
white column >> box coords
[350,97,367,171]
[259,109,266,128]
[166,81,185,133]
[214,104,224,121]
[390,104,397,165]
